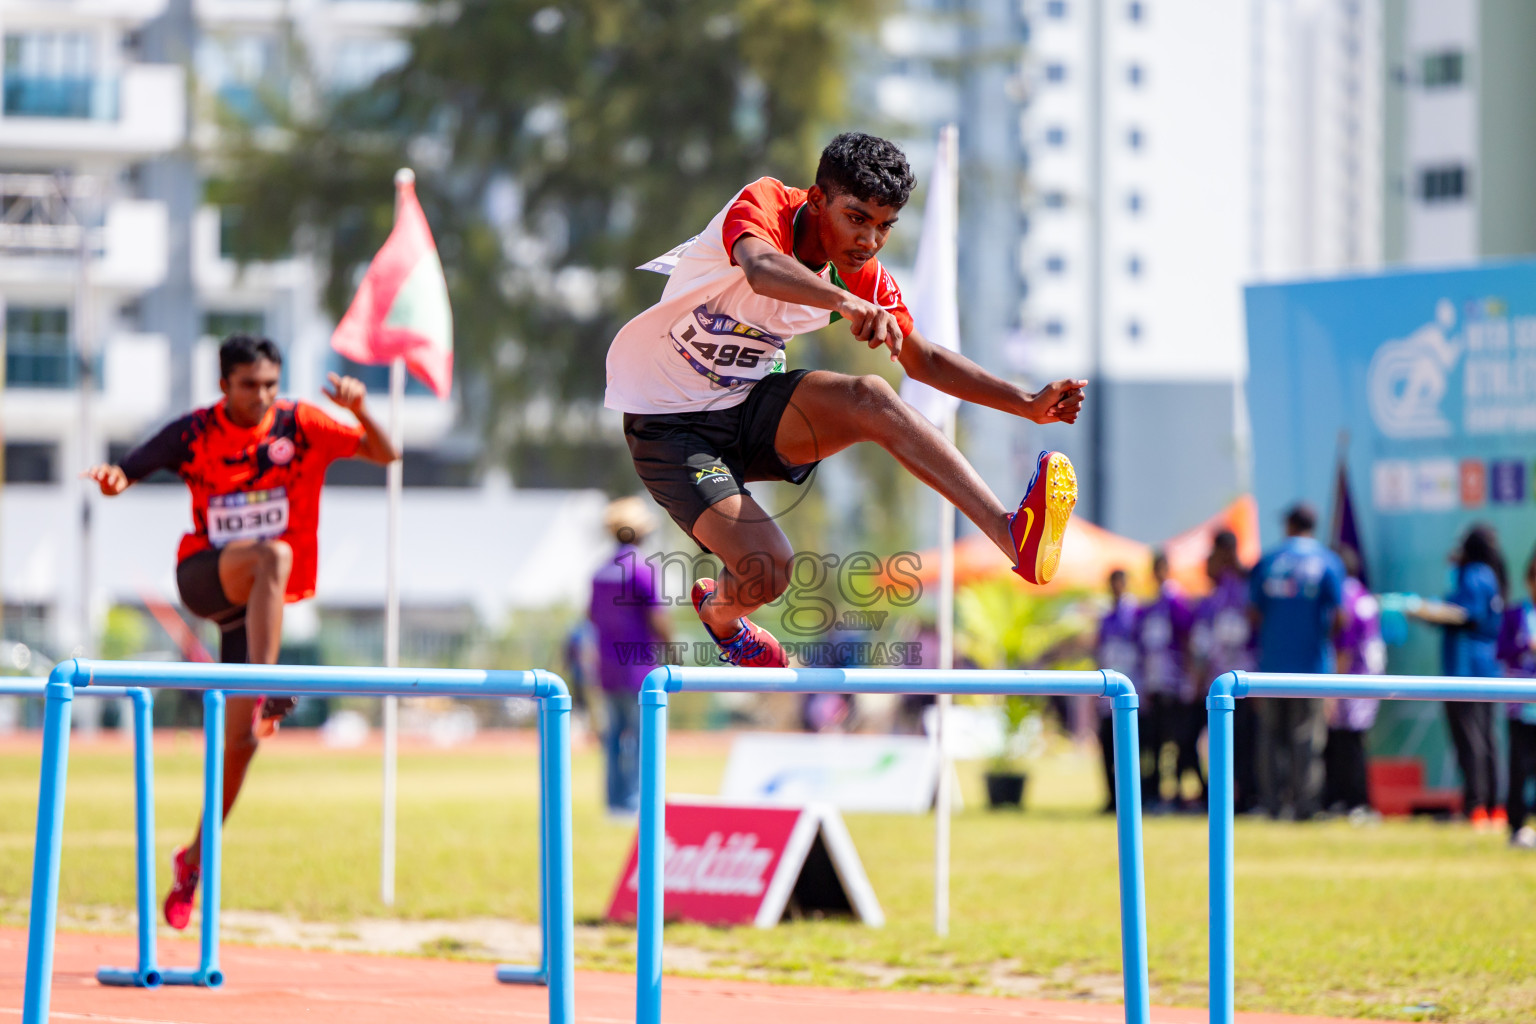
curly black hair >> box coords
[219,333,283,379]
[815,132,915,208]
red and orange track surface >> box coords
[2,929,1389,1024]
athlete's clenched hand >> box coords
[1025,378,1088,425]
[838,294,903,362]
[82,464,128,496]
[323,372,369,414]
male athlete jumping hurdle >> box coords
[85,334,399,927]
[607,132,1085,667]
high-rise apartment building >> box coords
[1383,0,1536,265]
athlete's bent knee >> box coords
[848,374,907,439]
[849,374,899,411]
[254,539,293,580]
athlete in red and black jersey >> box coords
[85,334,399,928]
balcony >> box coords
[0,185,169,291]
[3,75,117,119]
[0,64,185,158]
[2,0,170,21]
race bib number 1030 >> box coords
[207,488,290,548]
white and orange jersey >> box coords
[604,177,914,415]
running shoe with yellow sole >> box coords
[1009,450,1077,585]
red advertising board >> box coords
[606,803,802,926]
[604,800,884,928]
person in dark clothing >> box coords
[1323,547,1384,818]
[1095,569,1139,812]
[1192,530,1256,812]
[1137,551,1197,811]
[1495,547,1536,849]
[1249,503,1344,821]
[1407,523,1507,829]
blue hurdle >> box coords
[635,666,1152,1024]
[1,681,165,988]
[1205,671,1536,1024]
[23,659,575,1024]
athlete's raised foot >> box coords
[163,845,200,930]
[1009,450,1078,585]
[691,578,788,668]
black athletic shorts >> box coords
[175,548,249,664]
[623,368,819,543]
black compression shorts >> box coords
[621,368,819,546]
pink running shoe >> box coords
[691,578,788,668]
[163,845,199,930]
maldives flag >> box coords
[330,169,453,397]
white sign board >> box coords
[720,732,939,813]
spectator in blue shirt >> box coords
[1249,502,1345,820]
[1407,523,1507,829]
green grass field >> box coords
[2,730,1534,1023]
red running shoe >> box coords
[163,845,199,930]
[691,578,788,668]
[1009,450,1078,585]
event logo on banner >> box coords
[605,800,884,928]
[718,732,940,813]
[1246,258,1536,785]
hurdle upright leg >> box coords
[97,687,163,988]
[1109,685,1152,1024]
[161,689,225,987]
[1207,684,1237,1024]
[22,676,75,1024]
[496,705,550,985]
[636,681,669,1024]
[540,693,575,1024]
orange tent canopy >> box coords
[894,495,1259,598]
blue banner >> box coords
[1246,259,1536,786]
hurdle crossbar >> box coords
[22,659,575,1024]
[1205,670,1536,1024]
[635,665,1151,1024]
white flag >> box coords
[899,124,961,428]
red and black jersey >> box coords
[120,399,363,603]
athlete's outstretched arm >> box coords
[731,235,904,359]
[897,328,1087,425]
[324,373,401,465]
[82,414,191,496]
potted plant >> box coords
[956,577,1095,811]
[984,694,1043,809]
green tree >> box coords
[214,0,872,489]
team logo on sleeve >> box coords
[267,437,296,466]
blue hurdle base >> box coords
[494,964,547,985]
[95,966,163,988]
[158,967,225,988]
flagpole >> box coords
[931,123,959,939]
[380,168,412,907]
[934,405,957,938]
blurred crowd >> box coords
[1094,502,1536,849]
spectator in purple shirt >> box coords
[1497,547,1536,849]
[589,498,673,815]
[1323,549,1384,818]
[1138,551,1198,810]
[1096,568,1139,812]
[1192,530,1258,812]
